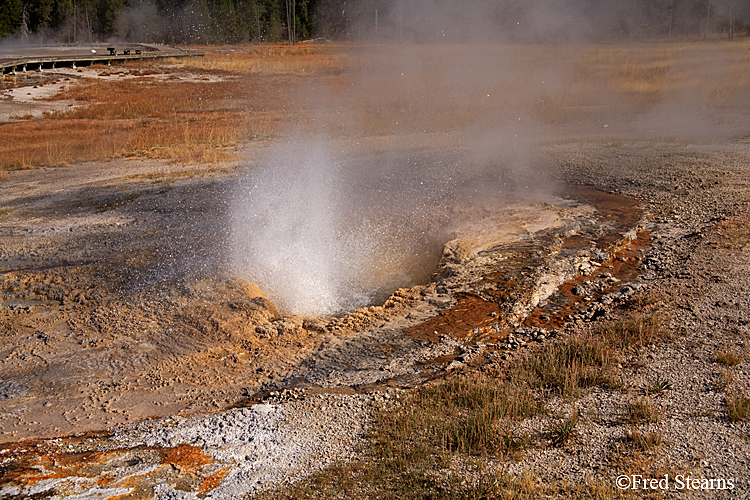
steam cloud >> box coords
[229,4,562,316]
[230,136,543,316]
[228,0,742,316]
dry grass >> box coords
[626,397,659,424]
[8,113,34,121]
[254,375,546,500]
[255,292,675,499]
[548,411,579,447]
[509,306,668,400]
[726,393,750,422]
[256,465,630,500]
[603,313,671,348]
[626,427,664,452]
[628,290,669,312]
[721,347,750,422]
[0,78,275,169]
[714,350,745,367]
[512,330,620,398]
[0,113,245,169]
[718,367,735,392]
[176,44,351,75]
[261,310,673,498]
[716,218,750,249]
[570,40,750,106]
[3,39,750,172]
[0,45,336,171]
[575,45,676,104]
[268,307,670,497]
[376,376,540,460]
[1,119,130,169]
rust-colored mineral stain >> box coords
[565,186,642,229]
[523,230,651,330]
[0,437,220,499]
[159,445,214,473]
[109,473,164,500]
[560,234,590,249]
[405,294,498,343]
[198,466,232,495]
[408,187,647,352]
[97,473,118,487]
[484,278,520,302]
[563,186,644,249]
[614,230,651,282]
[0,457,56,487]
[52,449,106,468]
[0,441,99,487]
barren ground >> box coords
[1,43,750,498]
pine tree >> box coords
[0,0,23,38]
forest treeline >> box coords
[1,0,749,45]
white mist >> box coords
[229,140,450,317]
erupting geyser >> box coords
[229,23,554,317]
[229,140,450,316]
[229,128,543,317]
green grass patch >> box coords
[602,314,669,348]
[647,374,673,395]
[260,304,673,498]
[375,376,540,460]
[716,218,750,249]
[257,462,625,500]
[256,376,543,500]
[548,411,579,447]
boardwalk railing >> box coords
[0,44,204,76]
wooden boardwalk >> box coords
[0,43,204,76]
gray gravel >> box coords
[109,392,375,499]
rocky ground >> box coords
[1,62,750,498]
[497,140,750,498]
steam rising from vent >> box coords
[230,142,442,316]
[228,0,745,317]
[230,127,546,316]
[228,36,554,317]
[231,142,349,315]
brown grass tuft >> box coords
[548,411,579,447]
[375,376,540,460]
[255,281,676,498]
[714,350,744,367]
[716,218,750,249]
[726,393,750,422]
[0,73,282,169]
[9,113,35,121]
[512,330,620,399]
[626,427,664,451]
[174,44,350,75]
[603,313,671,348]
[4,40,750,170]
[626,397,659,424]
[0,44,346,170]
